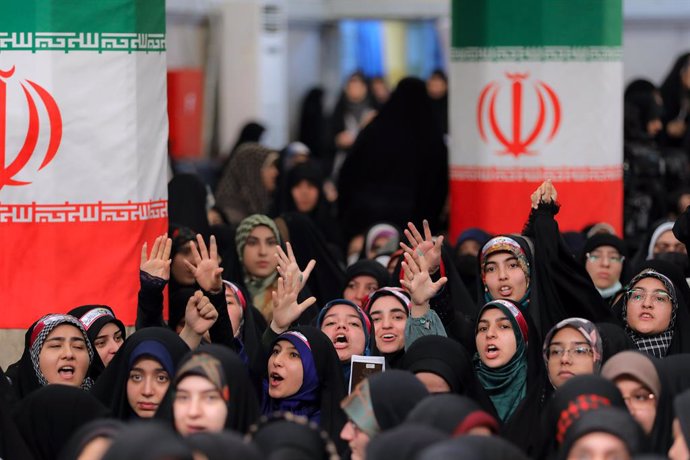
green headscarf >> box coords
[474,299,528,422]
[234,214,281,299]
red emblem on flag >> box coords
[0,65,63,189]
[477,72,561,157]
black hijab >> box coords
[101,421,193,460]
[673,388,690,454]
[401,335,493,411]
[68,304,126,380]
[660,53,690,123]
[365,423,447,460]
[537,374,626,460]
[557,407,644,460]
[341,369,429,437]
[58,418,125,460]
[0,367,31,460]
[650,353,690,454]
[14,384,110,460]
[275,213,346,304]
[612,267,690,357]
[263,326,348,447]
[344,259,391,292]
[405,393,499,435]
[90,327,189,419]
[596,322,636,363]
[156,344,260,434]
[416,435,529,460]
[298,87,327,161]
[184,431,262,460]
[338,77,448,239]
[168,173,211,240]
[248,413,340,460]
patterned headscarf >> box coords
[30,314,94,389]
[234,214,281,264]
[622,269,678,358]
[542,318,604,385]
[175,353,230,402]
[480,236,531,301]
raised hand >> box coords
[530,179,558,209]
[184,234,223,293]
[400,220,444,274]
[270,264,316,334]
[184,290,219,335]
[275,242,315,292]
[140,234,172,280]
[400,252,447,309]
[178,290,218,348]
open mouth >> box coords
[498,286,513,297]
[639,313,654,320]
[485,344,499,358]
[58,366,75,379]
[269,372,284,386]
[381,334,396,342]
[334,334,349,349]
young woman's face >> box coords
[585,245,624,290]
[267,340,304,399]
[242,225,279,278]
[343,275,379,307]
[482,252,528,302]
[225,286,243,338]
[566,432,630,460]
[174,375,228,436]
[126,357,171,418]
[93,322,124,367]
[369,297,407,354]
[546,327,595,389]
[291,180,319,213]
[626,277,674,335]
[475,308,518,368]
[669,418,690,460]
[38,324,90,387]
[615,377,657,435]
[340,420,371,460]
[320,304,366,362]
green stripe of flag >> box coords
[1,0,164,35]
[452,0,622,48]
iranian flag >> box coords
[449,0,623,239]
[0,0,168,327]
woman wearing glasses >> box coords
[542,318,603,389]
[613,268,690,357]
[581,234,627,304]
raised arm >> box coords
[136,234,171,329]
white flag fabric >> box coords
[0,0,168,327]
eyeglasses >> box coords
[627,288,672,307]
[546,346,593,360]
[623,391,656,407]
[585,252,624,264]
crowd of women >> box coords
[3,55,690,460]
